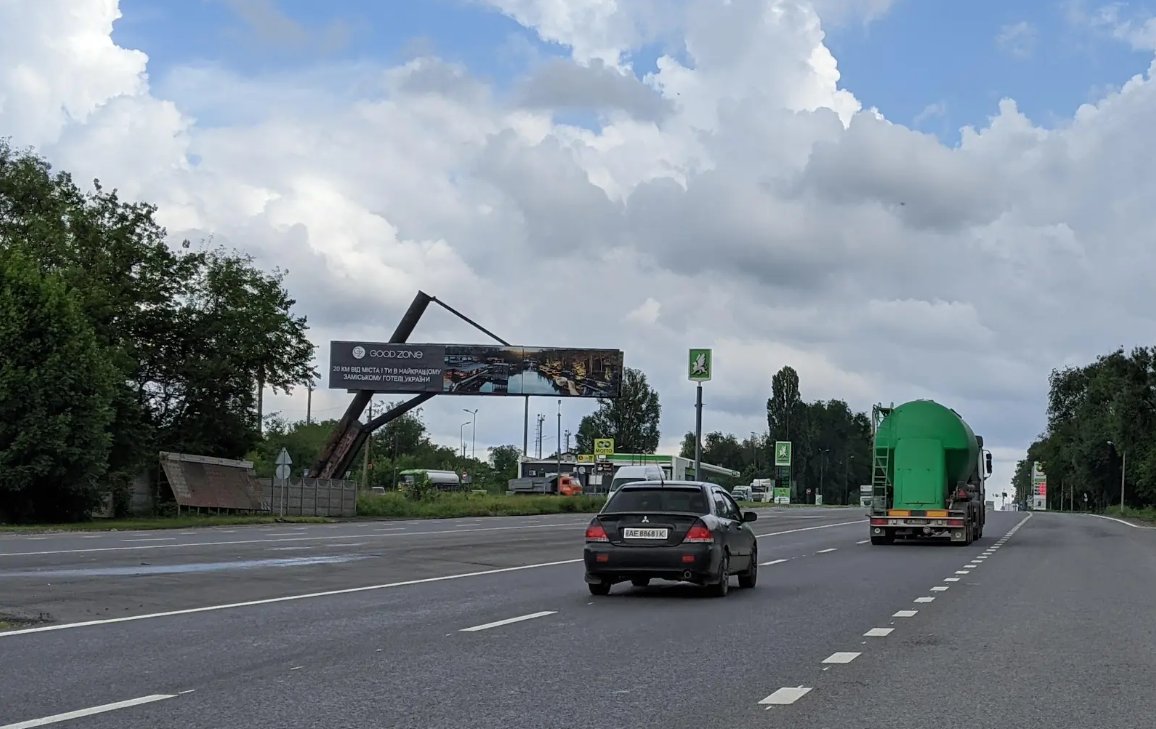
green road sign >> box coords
[774,441,792,467]
[593,438,615,456]
[688,348,712,382]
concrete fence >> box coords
[260,477,359,517]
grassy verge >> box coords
[0,514,334,534]
[357,492,605,519]
[1106,506,1156,524]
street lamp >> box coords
[460,421,471,459]
[463,408,478,459]
[1107,440,1126,513]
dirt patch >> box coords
[0,610,54,631]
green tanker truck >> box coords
[867,400,992,546]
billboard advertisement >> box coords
[328,342,624,398]
[1031,460,1047,510]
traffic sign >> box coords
[774,441,792,467]
[593,438,614,456]
[688,348,712,382]
[275,464,291,480]
[275,448,293,467]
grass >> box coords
[1106,506,1156,524]
[357,491,606,519]
[0,514,334,534]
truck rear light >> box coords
[585,522,609,542]
[683,521,713,543]
[947,519,964,527]
[870,518,887,526]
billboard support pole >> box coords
[523,396,529,457]
[311,291,520,480]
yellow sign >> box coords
[593,438,614,456]
[577,454,595,464]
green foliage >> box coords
[357,491,605,519]
[1025,346,1156,511]
[0,139,317,521]
[575,367,661,454]
[400,470,436,501]
[489,444,521,481]
[0,248,118,521]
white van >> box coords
[608,465,667,494]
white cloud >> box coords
[996,21,1038,59]
[5,0,1156,498]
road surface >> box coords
[1,508,1154,728]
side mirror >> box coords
[742,511,758,523]
[984,453,993,475]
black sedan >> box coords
[582,480,759,596]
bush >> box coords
[357,491,606,519]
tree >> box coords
[767,366,802,444]
[575,367,661,454]
[489,445,522,482]
[0,140,318,508]
[0,248,119,522]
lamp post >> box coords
[1107,440,1126,513]
[460,421,470,459]
[463,408,478,459]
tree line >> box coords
[1015,346,1156,513]
[0,140,315,522]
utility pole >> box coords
[536,413,545,458]
[556,399,562,480]
[523,396,529,457]
[306,382,313,425]
[463,408,478,460]
[564,429,571,453]
[361,399,374,489]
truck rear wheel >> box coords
[870,530,894,545]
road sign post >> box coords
[688,349,712,479]
[774,441,792,502]
[275,448,293,517]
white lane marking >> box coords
[759,687,812,705]
[893,610,918,618]
[1087,514,1156,529]
[0,559,583,638]
[931,586,949,592]
[822,652,860,664]
[0,522,589,558]
[755,520,866,540]
[856,539,869,544]
[955,570,970,575]
[81,536,103,539]
[944,577,960,582]
[0,694,178,728]
[269,546,312,552]
[760,558,789,566]
[460,611,556,632]
[864,628,893,637]
[122,537,176,543]
[914,597,935,603]
[265,532,307,537]
[25,537,47,541]
[816,548,837,554]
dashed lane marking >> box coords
[822,652,860,664]
[893,610,918,618]
[760,558,790,566]
[0,694,180,728]
[864,628,893,637]
[816,548,837,554]
[914,596,935,603]
[931,586,949,591]
[759,687,812,706]
[460,611,557,633]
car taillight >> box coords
[585,523,609,542]
[683,522,713,543]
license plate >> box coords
[623,527,668,539]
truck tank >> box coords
[874,399,980,509]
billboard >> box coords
[328,342,624,398]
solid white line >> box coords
[0,694,178,728]
[864,628,893,637]
[1087,514,1156,529]
[822,652,860,664]
[759,687,812,705]
[0,559,583,639]
[122,537,176,543]
[816,548,837,554]
[755,520,865,540]
[760,558,789,566]
[0,522,586,558]
[914,596,935,603]
[460,611,556,632]
[893,610,918,618]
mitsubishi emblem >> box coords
[641,516,649,523]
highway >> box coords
[1,508,1154,728]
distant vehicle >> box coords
[507,472,583,496]
[731,485,752,501]
[608,465,666,494]
[867,400,991,545]
[582,480,759,597]
[398,469,463,491]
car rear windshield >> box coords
[604,487,710,514]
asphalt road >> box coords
[1,508,1154,728]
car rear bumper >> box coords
[583,543,722,583]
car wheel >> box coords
[738,548,757,589]
[708,554,730,597]
[630,578,651,588]
[588,581,611,596]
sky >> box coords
[4,0,1156,498]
